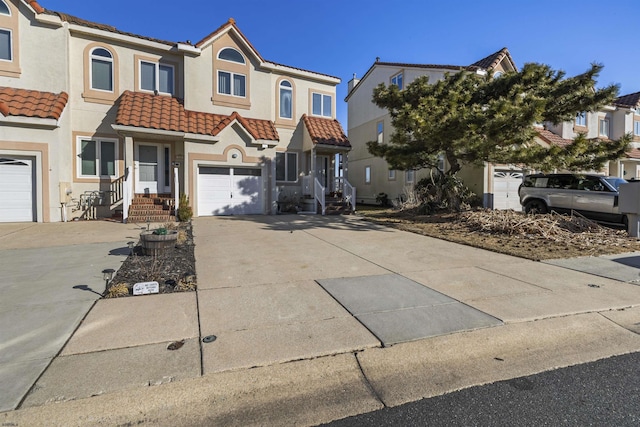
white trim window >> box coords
[312,92,332,117]
[77,138,118,178]
[391,72,403,89]
[599,118,610,137]
[218,47,245,64]
[388,169,396,180]
[0,0,10,62]
[218,70,246,97]
[140,60,174,95]
[634,120,640,137]
[576,112,587,126]
[275,152,297,182]
[90,47,114,92]
[365,166,371,184]
[405,170,415,184]
[279,80,293,119]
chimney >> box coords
[348,73,360,93]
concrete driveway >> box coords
[0,221,143,412]
[4,215,640,425]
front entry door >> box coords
[136,144,171,194]
[316,155,330,194]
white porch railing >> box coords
[314,177,326,215]
[174,167,180,220]
[333,177,356,212]
[122,166,132,223]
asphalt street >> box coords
[323,351,640,426]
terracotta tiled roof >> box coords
[0,86,68,119]
[28,1,45,14]
[535,128,573,147]
[626,148,640,159]
[375,61,470,71]
[302,114,350,148]
[115,91,279,141]
[614,91,640,109]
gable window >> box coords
[279,80,293,119]
[576,112,587,127]
[599,118,610,137]
[377,121,384,143]
[312,92,332,117]
[218,71,246,97]
[77,138,117,178]
[218,47,245,64]
[90,48,114,92]
[365,166,371,184]
[276,152,297,182]
[140,60,174,95]
[391,72,403,89]
[634,120,640,136]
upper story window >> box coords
[406,169,415,184]
[377,121,384,143]
[140,60,174,95]
[634,120,640,136]
[90,48,114,92]
[391,72,403,89]
[279,80,293,119]
[576,112,587,127]
[218,71,246,97]
[365,166,371,184]
[312,92,332,117]
[0,0,19,77]
[599,118,610,137]
[218,47,245,64]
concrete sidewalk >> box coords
[3,215,640,425]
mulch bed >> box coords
[104,222,197,297]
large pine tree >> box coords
[368,63,631,175]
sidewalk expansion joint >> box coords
[354,351,387,408]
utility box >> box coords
[618,183,640,237]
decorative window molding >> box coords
[275,77,296,127]
[575,112,587,127]
[276,152,298,182]
[75,136,119,180]
[212,44,250,109]
[634,120,640,137]
[0,0,19,77]
[135,55,176,96]
[82,43,119,104]
[310,90,333,118]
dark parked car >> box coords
[518,173,628,225]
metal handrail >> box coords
[314,177,326,215]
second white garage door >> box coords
[493,170,523,211]
[198,167,263,215]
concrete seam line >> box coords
[355,351,387,408]
[195,289,204,377]
[597,310,640,335]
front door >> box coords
[316,155,329,193]
[136,144,171,194]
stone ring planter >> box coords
[140,230,178,256]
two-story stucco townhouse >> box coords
[346,48,523,209]
[0,0,352,223]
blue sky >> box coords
[41,0,640,127]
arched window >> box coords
[0,0,12,62]
[279,80,292,119]
[218,47,245,64]
[90,47,114,91]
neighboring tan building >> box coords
[345,48,520,209]
[0,0,352,223]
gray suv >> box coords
[518,174,628,224]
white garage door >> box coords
[198,167,263,215]
[493,170,523,211]
[0,158,34,222]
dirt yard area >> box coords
[357,206,640,261]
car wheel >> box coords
[525,200,548,215]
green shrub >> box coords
[178,193,193,222]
